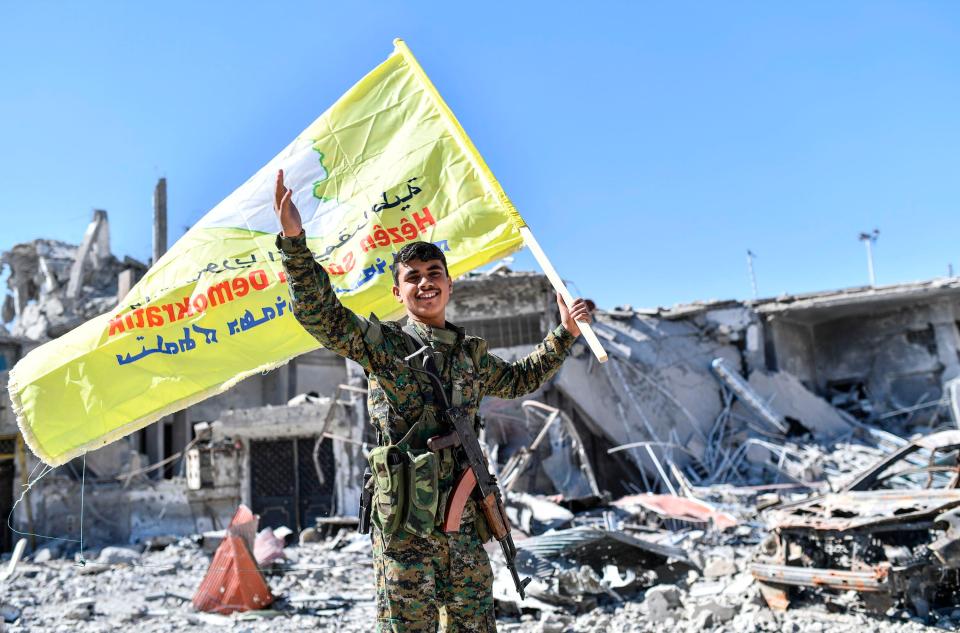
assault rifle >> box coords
[405,340,532,600]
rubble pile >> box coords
[0,534,376,632]
[0,519,953,632]
[4,367,960,632]
[3,200,960,632]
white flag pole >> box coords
[519,227,607,363]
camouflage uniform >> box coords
[278,232,576,632]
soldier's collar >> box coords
[410,319,462,346]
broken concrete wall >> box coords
[185,368,295,422]
[705,306,766,372]
[446,270,554,324]
[814,307,947,411]
[292,349,349,398]
[447,270,557,352]
[17,465,240,547]
[0,337,30,436]
[81,438,145,480]
[766,297,960,423]
[756,280,960,426]
[765,319,818,388]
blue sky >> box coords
[0,1,957,310]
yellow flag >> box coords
[9,40,527,466]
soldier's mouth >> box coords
[416,290,440,300]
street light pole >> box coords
[859,229,879,287]
[746,250,759,300]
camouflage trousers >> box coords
[372,523,497,632]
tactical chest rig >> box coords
[358,322,531,598]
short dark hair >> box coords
[392,241,449,285]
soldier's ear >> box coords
[392,284,402,302]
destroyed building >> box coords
[553,279,960,493]
[5,201,960,631]
[2,207,960,551]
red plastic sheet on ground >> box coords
[614,494,738,530]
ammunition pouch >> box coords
[404,451,440,537]
[369,445,406,535]
[368,445,443,538]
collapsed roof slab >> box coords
[742,369,854,439]
[754,278,960,326]
[554,315,742,488]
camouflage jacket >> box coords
[277,231,576,453]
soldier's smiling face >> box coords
[392,258,452,326]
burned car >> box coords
[752,430,960,614]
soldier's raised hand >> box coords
[557,292,592,338]
[274,170,303,237]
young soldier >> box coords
[273,170,591,632]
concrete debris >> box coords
[691,598,737,625]
[286,392,324,406]
[491,525,695,613]
[556,565,622,600]
[298,528,321,545]
[0,603,21,623]
[31,545,59,563]
[536,612,574,632]
[0,539,25,582]
[96,546,141,566]
[1,210,145,341]
[144,535,179,551]
[64,598,96,621]
[711,358,790,435]
[273,526,294,543]
[497,401,601,501]
[644,584,683,622]
[0,524,951,632]
[505,492,575,535]
[702,557,737,579]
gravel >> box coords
[0,532,950,633]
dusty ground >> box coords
[0,533,954,633]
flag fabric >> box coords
[9,39,528,466]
